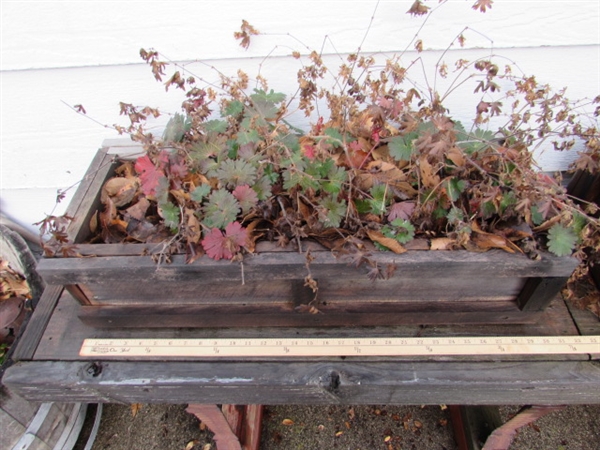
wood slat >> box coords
[66,148,116,243]
[71,277,524,305]
[517,277,570,311]
[4,359,600,405]
[37,250,579,284]
[11,285,64,361]
[76,302,539,328]
[32,292,583,362]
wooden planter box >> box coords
[36,145,579,328]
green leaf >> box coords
[547,224,577,257]
[306,159,330,179]
[163,113,191,143]
[250,89,286,104]
[383,218,415,244]
[458,128,496,155]
[202,189,240,229]
[572,212,587,238]
[191,184,211,203]
[417,120,437,135]
[277,133,301,153]
[369,184,388,215]
[322,166,347,195]
[446,178,466,202]
[324,128,344,147]
[318,197,346,228]
[204,119,228,134]
[263,164,279,184]
[388,134,416,161]
[214,159,257,188]
[237,128,262,146]
[253,175,273,201]
[482,201,497,219]
[499,191,516,214]
[283,168,319,192]
[249,89,286,121]
[224,100,244,117]
[158,201,180,230]
[354,199,371,214]
[447,206,464,225]
[530,205,545,226]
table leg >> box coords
[186,404,263,450]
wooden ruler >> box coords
[80,335,600,358]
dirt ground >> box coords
[74,403,600,450]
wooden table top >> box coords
[3,286,599,405]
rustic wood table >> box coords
[3,285,600,449]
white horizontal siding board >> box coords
[2,45,596,187]
[1,0,599,233]
[2,1,599,71]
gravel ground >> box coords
[74,403,600,450]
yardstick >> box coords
[79,335,600,358]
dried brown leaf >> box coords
[367,230,407,254]
[185,440,199,450]
[407,0,430,16]
[418,157,441,189]
[430,237,454,250]
[125,198,150,222]
[102,177,139,207]
[131,403,142,418]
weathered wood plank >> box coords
[76,302,539,328]
[37,250,579,284]
[71,277,523,305]
[65,148,116,243]
[32,291,583,362]
[517,277,570,311]
[4,360,600,405]
[448,405,503,450]
[11,285,64,361]
[565,300,600,338]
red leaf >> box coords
[202,228,230,261]
[134,155,165,196]
[224,221,248,248]
[169,160,188,179]
[232,185,259,213]
[201,222,247,261]
[302,144,316,160]
[388,201,416,221]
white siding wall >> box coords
[1,0,599,233]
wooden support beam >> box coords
[482,405,565,450]
[186,404,263,450]
[221,405,263,450]
[186,404,241,450]
[449,405,503,450]
[517,277,569,311]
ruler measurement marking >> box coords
[80,336,600,357]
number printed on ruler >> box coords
[79,335,600,358]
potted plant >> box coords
[35,1,599,328]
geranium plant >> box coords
[41,0,599,307]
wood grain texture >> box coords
[32,291,582,362]
[11,285,64,361]
[4,359,600,405]
[37,249,579,282]
[517,277,571,311]
[76,303,539,328]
